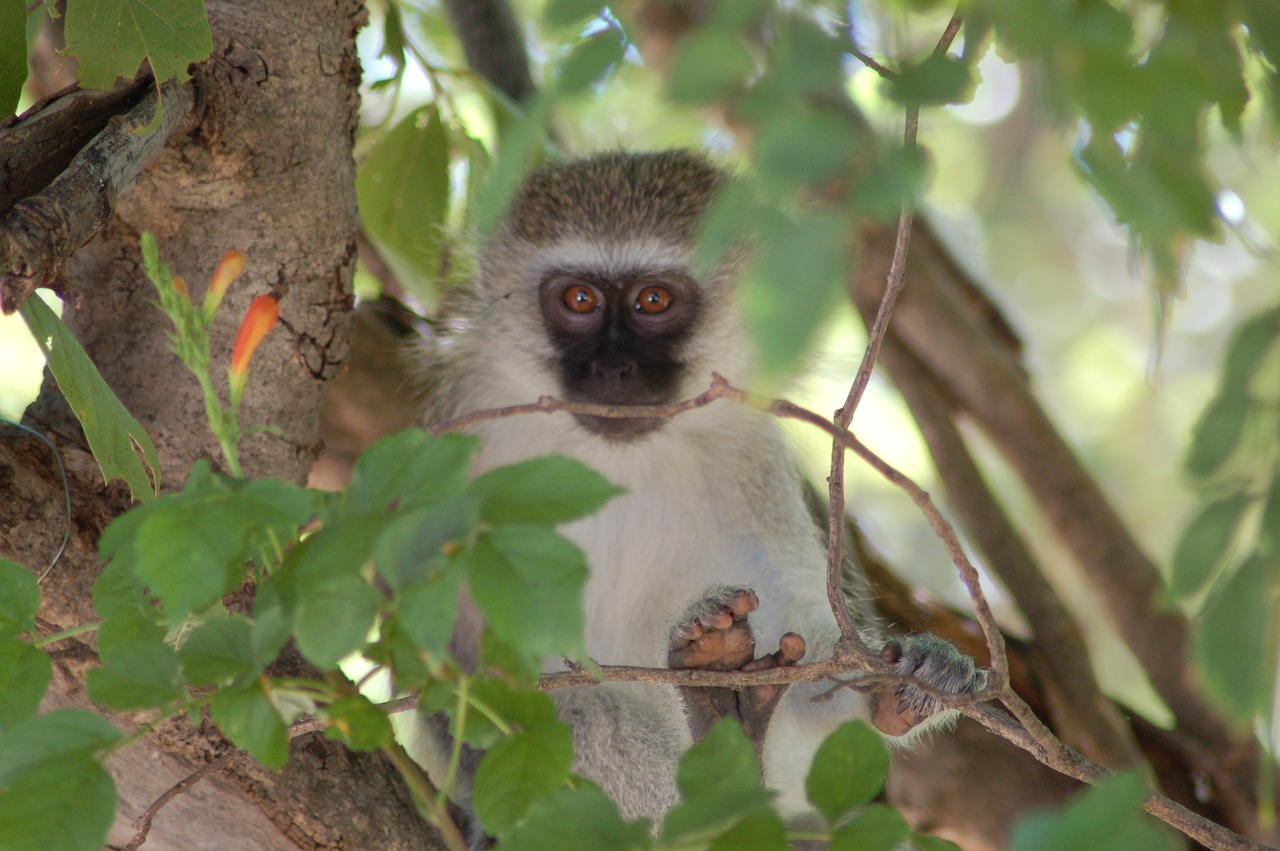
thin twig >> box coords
[122,753,240,851]
[820,7,965,657]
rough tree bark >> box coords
[1,1,441,848]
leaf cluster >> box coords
[1171,304,1280,721]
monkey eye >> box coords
[563,283,600,313]
[634,285,673,315]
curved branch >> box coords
[0,79,196,314]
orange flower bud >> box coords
[228,295,280,406]
[171,275,189,301]
[204,250,247,318]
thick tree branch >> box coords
[0,80,196,314]
[0,80,148,214]
[440,0,536,105]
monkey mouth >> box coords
[572,413,666,441]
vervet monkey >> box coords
[414,150,985,824]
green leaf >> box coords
[708,809,788,850]
[178,613,256,686]
[324,694,392,752]
[755,110,862,189]
[0,708,122,786]
[770,17,847,98]
[1183,394,1251,482]
[830,804,911,851]
[1009,772,1178,851]
[374,497,479,590]
[472,720,574,836]
[470,455,624,526]
[1195,553,1280,721]
[98,470,315,623]
[543,0,605,28]
[667,29,755,105]
[0,558,39,638]
[267,515,383,668]
[888,53,975,106]
[743,211,848,379]
[64,0,212,88]
[1259,477,1280,557]
[394,554,466,657]
[1219,306,1280,396]
[501,780,654,851]
[1168,495,1250,599]
[0,2,27,116]
[0,640,51,733]
[853,144,929,221]
[0,756,116,851]
[805,720,890,823]
[357,106,451,297]
[466,528,588,669]
[294,577,380,668]
[554,27,627,96]
[340,429,479,518]
[912,835,963,851]
[85,612,185,710]
[210,681,290,769]
[662,720,774,843]
[20,296,160,501]
[461,679,560,749]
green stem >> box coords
[383,737,470,851]
[465,692,514,737]
[33,621,102,647]
[438,674,470,807]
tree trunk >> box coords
[2,1,441,847]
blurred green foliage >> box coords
[2,0,1279,848]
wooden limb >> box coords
[0,80,149,214]
[0,79,196,314]
[440,0,536,105]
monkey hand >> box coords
[868,634,987,737]
[667,586,806,754]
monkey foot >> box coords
[869,634,987,737]
[667,586,806,751]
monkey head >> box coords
[475,151,748,441]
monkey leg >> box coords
[667,586,806,755]
[867,634,988,737]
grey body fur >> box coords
[409,151,983,824]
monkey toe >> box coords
[668,586,759,671]
[740,631,806,707]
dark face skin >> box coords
[540,269,700,440]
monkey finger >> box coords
[740,632,806,673]
[728,588,759,620]
[670,621,705,647]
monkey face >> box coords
[539,269,701,440]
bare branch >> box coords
[122,753,239,851]
[0,80,196,314]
